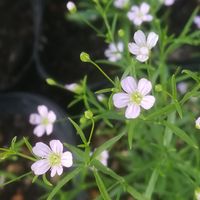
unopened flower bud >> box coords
[84,110,93,119]
[80,52,91,62]
[155,84,162,92]
[66,1,77,14]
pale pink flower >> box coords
[127,3,153,26]
[128,30,159,62]
[64,83,82,94]
[113,76,155,119]
[31,140,73,177]
[29,105,56,137]
[177,82,188,94]
[194,16,200,29]
[105,42,124,62]
[66,1,76,13]
[195,117,200,129]
[114,0,129,9]
[164,0,175,6]
[98,150,109,166]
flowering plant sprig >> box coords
[1,1,200,200]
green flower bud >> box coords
[155,84,162,92]
[118,29,125,37]
[84,110,93,119]
[46,78,57,86]
[80,116,87,124]
[80,52,91,62]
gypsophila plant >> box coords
[1,0,200,199]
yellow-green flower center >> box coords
[41,118,49,125]
[131,92,143,104]
[49,153,61,166]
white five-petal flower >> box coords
[164,0,175,6]
[194,16,200,29]
[127,3,153,26]
[31,140,73,177]
[195,117,200,129]
[128,30,159,62]
[113,76,155,119]
[104,42,124,62]
[114,0,129,9]
[29,105,56,137]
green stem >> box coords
[88,118,95,145]
[90,60,115,85]
[15,152,37,162]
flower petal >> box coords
[121,76,137,93]
[61,151,73,167]
[46,124,53,135]
[144,14,153,22]
[33,125,46,137]
[137,78,152,95]
[140,2,150,14]
[113,93,130,108]
[32,142,51,158]
[31,159,50,175]
[50,167,57,177]
[29,114,41,125]
[128,43,140,55]
[50,140,63,154]
[125,104,141,119]
[50,166,63,177]
[38,105,48,117]
[136,55,149,62]
[134,30,146,46]
[147,32,159,49]
[141,95,155,110]
[48,111,56,123]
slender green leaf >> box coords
[182,69,200,83]
[68,118,87,145]
[23,137,33,153]
[91,131,126,160]
[47,167,81,200]
[42,174,53,187]
[126,184,148,200]
[163,121,198,149]
[93,170,112,200]
[144,168,159,199]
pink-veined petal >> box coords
[32,142,51,158]
[38,105,48,117]
[147,32,159,49]
[141,95,155,110]
[140,2,150,14]
[136,55,149,62]
[121,76,137,94]
[128,43,140,55]
[31,159,50,175]
[33,125,46,137]
[46,124,53,135]
[29,114,41,125]
[50,140,63,154]
[113,93,130,108]
[134,30,146,46]
[48,111,56,123]
[61,151,73,167]
[137,78,152,95]
[125,104,141,119]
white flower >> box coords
[98,150,109,166]
[127,3,153,26]
[64,83,82,94]
[31,140,73,177]
[29,105,56,137]
[164,0,175,6]
[114,0,129,9]
[177,82,188,94]
[113,76,155,119]
[104,42,124,62]
[195,117,200,129]
[128,30,159,62]
[66,1,76,13]
[194,16,200,29]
